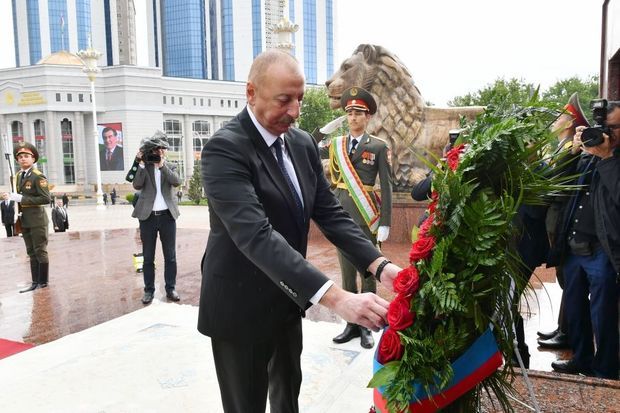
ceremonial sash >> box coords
[372,327,502,412]
[331,135,380,233]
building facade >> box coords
[11,0,137,68]
[147,0,336,84]
[0,56,246,194]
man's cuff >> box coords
[309,280,334,305]
[9,193,23,202]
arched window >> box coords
[61,118,75,184]
[11,121,24,143]
[33,119,47,175]
[192,120,210,151]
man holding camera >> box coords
[547,100,620,379]
[132,132,182,304]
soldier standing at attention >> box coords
[1,142,51,293]
[321,86,393,348]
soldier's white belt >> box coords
[336,182,375,192]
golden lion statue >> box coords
[326,44,483,191]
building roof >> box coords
[37,51,84,66]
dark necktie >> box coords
[349,138,358,157]
[273,138,304,222]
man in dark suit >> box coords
[51,199,69,232]
[1,198,16,237]
[197,50,401,413]
[100,127,124,171]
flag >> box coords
[372,327,502,413]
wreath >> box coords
[369,103,570,412]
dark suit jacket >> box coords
[131,163,181,220]
[197,108,382,342]
[100,146,124,171]
[1,200,15,225]
[51,206,69,232]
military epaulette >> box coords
[32,169,43,176]
[368,134,387,144]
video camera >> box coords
[582,99,609,147]
[139,132,169,164]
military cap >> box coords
[13,141,39,162]
[564,92,589,128]
[340,87,377,115]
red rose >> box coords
[409,235,436,261]
[428,200,437,214]
[388,294,415,331]
[377,328,404,364]
[393,266,420,297]
[445,144,465,171]
[418,214,434,237]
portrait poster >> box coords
[98,122,125,171]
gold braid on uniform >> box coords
[329,137,344,187]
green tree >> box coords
[298,87,344,134]
[188,163,203,205]
[542,75,599,116]
[448,78,537,107]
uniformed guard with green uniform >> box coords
[1,142,51,293]
[320,86,392,348]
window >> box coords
[61,118,75,184]
[193,98,196,106]
[67,93,72,102]
[179,97,183,105]
[220,99,224,107]
[163,119,182,152]
[56,93,61,102]
[11,121,24,142]
[227,100,231,108]
[33,119,47,175]
[163,96,167,104]
[79,94,84,102]
[200,98,204,106]
[193,119,211,151]
[171,96,175,105]
[208,99,211,106]
[235,100,238,108]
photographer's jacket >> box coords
[131,163,181,220]
[591,151,620,273]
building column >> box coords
[183,115,194,183]
[45,111,60,184]
[73,111,87,189]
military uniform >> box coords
[13,142,51,292]
[321,87,392,348]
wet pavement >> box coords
[0,205,618,411]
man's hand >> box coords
[155,149,166,168]
[319,285,389,331]
[581,132,614,159]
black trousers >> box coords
[211,318,303,413]
[139,211,177,293]
[4,224,13,237]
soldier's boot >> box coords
[19,260,39,293]
[38,262,49,289]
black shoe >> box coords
[142,291,154,304]
[360,327,375,349]
[537,332,569,349]
[537,328,559,340]
[333,323,360,344]
[551,359,593,376]
[166,289,180,302]
[19,283,38,293]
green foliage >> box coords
[125,193,134,203]
[448,75,599,113]
[448,78,537,107]
[188,163,204,205]
[298,87,345,134]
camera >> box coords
[582,99,609,147]
[144,152,162,164]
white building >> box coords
[0,53,245,194]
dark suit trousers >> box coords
[211,318,303,413]
[139,212,177,293]
[4,224,13,237]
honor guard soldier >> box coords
[1,142,51,292]
[321,86,393,348]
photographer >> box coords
[548,100,620,379]
[131,132,182,304]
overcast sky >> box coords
[0,0,604,105]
